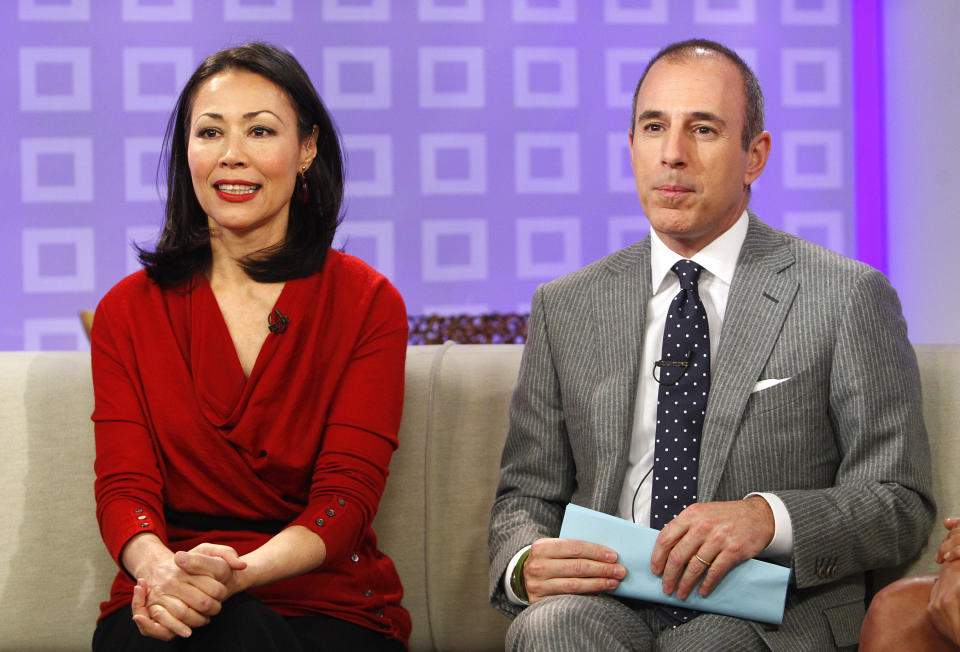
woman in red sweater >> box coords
[90,42,409,651]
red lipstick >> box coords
[213,180,261,203]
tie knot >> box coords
[672,259,702,291]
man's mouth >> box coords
[655,185,693,198]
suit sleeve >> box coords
[488,284,576,616]
[776,268,935,588]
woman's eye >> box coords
[198,128,219,138]
[251,126,273,137]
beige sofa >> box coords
[0,343,958,651]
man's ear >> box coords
[744,130,771,186]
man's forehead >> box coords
[635,56,745,118]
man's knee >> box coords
[507,595,650,652]
[509,596,580,640]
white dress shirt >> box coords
[505,212,792,606]
[615,211,792,567]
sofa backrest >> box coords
[878,346,960,580]
[0,344,957,651]
[0,352,111,651]
[0,346,518,651]
[374,343,517,651]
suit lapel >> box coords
[698,215,799,501]
[591,238,651,510]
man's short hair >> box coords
[629,39,765,151]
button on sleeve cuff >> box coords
[291,495,361,563]
[98,501,165,567]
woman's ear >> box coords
[300,124,319,170]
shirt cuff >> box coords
[746,492,793,564]
[503,545,532,606]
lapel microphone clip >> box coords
[268,309,289,334]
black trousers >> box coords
[92,592,405,652]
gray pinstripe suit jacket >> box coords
[489,214,935,650]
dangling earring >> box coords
[296,165,309,205]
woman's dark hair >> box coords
[138,42,344,286]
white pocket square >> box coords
[751,378,791,393]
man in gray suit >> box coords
[488,38,934,651]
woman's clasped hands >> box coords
[130,542,248,640]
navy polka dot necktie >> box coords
[650,259,710,626]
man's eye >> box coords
[645,124,662,132]
[696,126,714,135]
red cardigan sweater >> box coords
[90,250,410,645]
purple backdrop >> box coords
[2,0,862,350]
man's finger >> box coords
[696,550,738,597]
[525,556,626,581]
[651,519,693,575]
[527,576,621,602]
[672,546,722,599]
[523,538,627,603]
[530,537,619,563]
[658,525,709,594]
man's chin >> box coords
[643,208,692,231]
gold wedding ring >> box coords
[694,553,712,567]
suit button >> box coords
[325,508,335,517]
[363,589,372,597]
[137,515,146,520]
[140,523,150,528]
[351,553,359,563]
[315,518,325,527]
[134,509,144,514]
[337,498,345,506]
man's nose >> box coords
[661,130,687,169]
